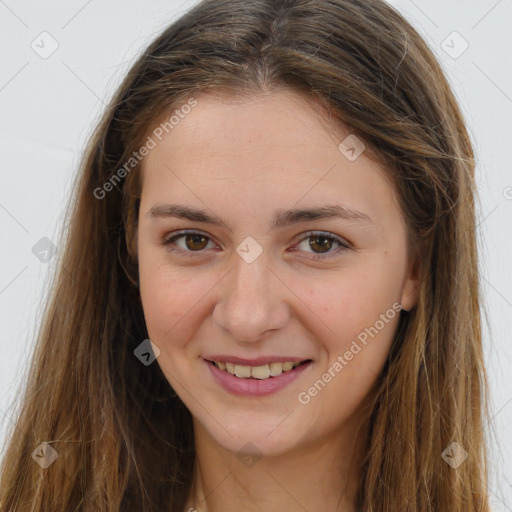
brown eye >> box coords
[184,233,209,251]
[162,231,215,256]
[293,231,351,260]
[309,235,334,253]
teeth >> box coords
[269,362,283,377]
[214,360,303,380]
[251,365,270,379]
[234,364,252,378]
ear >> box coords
[400,250,421,312]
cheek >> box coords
[138,253,206,348]
[298,260,403,374]
[301,263,399,332]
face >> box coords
[136,89,419,456]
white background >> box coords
[1,0,511,509]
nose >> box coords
[212,251,290,343]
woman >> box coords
[0,0,491,510]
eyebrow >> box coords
[147,203,372,231]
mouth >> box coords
[204,357,313,397]
[205,359,312,380]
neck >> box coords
[184,417,367,512]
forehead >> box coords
[141,89,351,173]
[139,89,399,227]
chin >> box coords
[196,412,306,458]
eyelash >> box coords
[160,230,351,260]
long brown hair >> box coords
[0,0,491,510]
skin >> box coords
[136,88,420,512]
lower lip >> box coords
[205,359,312,397]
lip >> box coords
[204,358,313,397]
[203,355,310,366]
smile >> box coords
[204,358,313,397]
[208,360,307,379]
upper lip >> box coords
[204,355,312,366]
